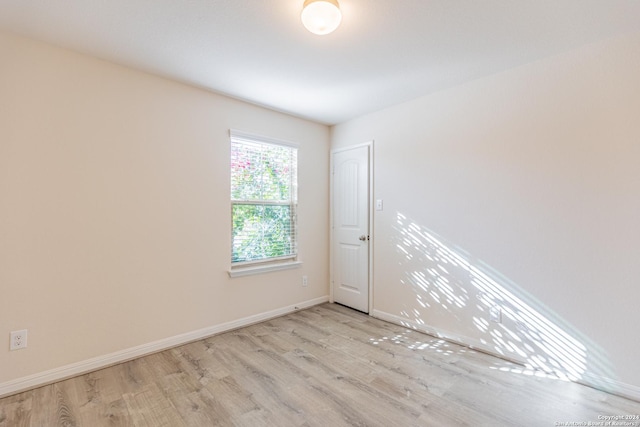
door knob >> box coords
[359,235,368,241]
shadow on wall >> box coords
[392,212,614,384]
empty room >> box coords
[1,0,640,425]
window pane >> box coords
[231,141,293,202]
[232,204,294,263]
[230,132,298,266]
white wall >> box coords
[0,32,329,393]
[332,31,640,399]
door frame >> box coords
[329,141,374,313]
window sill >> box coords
[228,261,302,278]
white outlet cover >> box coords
[10,329,28,350]
[489,306,502,323]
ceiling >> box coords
[1,1,639,125]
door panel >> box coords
[332,145,369,313]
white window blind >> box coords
[230,130,298,266]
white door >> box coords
[331,144,370,313]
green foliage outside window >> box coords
[231,138,297,263]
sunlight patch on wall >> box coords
[392,212,613,383]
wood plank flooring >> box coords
[1,303,639,426]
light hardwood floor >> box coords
[1,303,639,426]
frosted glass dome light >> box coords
[301,0,342,35]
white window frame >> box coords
[228,129,301,277]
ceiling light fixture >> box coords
[301,0,342,36]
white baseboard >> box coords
[371,309,524,364]
[0,296,329,399]
[371,309,640,403]
[578,372,640,403]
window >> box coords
[230,130,298,269]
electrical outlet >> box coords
[489,306,502,323]
[515,320,529,333]
[10,330,28,351]
[302,275,308,287]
